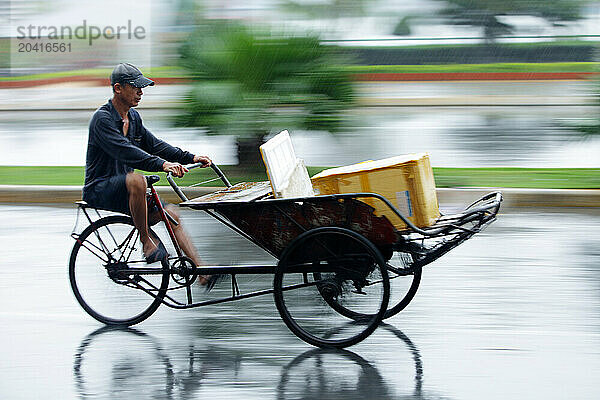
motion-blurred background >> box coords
[2,3,600,399]
[1,0,599,186]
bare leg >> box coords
[125,173,157,256]
[149,204,209,285]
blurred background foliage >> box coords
[434,0,587,42]
[280,0,372,19]
[175,21,355,168]
[1,0,599,177]
[577,77,600,137]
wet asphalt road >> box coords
[1,204,600,399]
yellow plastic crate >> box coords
[311,153,440,230]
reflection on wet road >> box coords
[72,323,421,400]
[1,205,599,399]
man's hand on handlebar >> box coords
[162,161,188,178]
[193,155,212,168]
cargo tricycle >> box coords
[70,161,501,348]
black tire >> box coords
[326,251,422,321]
[383,252,421,319]
[69,215,169,326]
[273,227,389,348]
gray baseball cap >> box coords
[110,63,154,88]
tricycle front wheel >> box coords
[273,227,390,348]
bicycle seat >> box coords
[145,175,160,185]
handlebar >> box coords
[207,164,232,188]
[166,163,232,202]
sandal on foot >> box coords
[196,275,210,286]
[150,233,168,255]
[145,245,168,264]
[145,233,169,264]
[204,274,225,293]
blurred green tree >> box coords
[393,16,413,36]
[176,22,355,168]
[433,0,587,42]
[279,0,372,19]
[577,77,600,137]
[280,0,412,37]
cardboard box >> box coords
[311,153,440,230]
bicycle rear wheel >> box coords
[273,227,389,348]
[69,215,169,326]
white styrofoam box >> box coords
[260,130,314,198]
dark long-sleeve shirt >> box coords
[83,99,195,196]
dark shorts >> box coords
[83,174,168,216]
[83,174,130,215]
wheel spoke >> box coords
[77,238,110,263]
[118,229,139,263]
[323,250,421,320]
[274,227,389,348]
